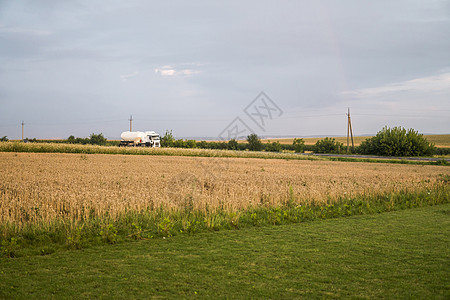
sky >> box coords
[1,0,449,140]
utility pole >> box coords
[21,120,25,141]
[346,108,354,153]
[129,115,133,132]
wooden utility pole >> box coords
[21,120,25,141]
[129,115,133,132]
[346,108,354,153]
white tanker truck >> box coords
[119,131,160,147]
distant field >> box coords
[260,134,450,147]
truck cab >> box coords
[145,131,160,147]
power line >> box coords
[282,113,343,119]
[0,112,447,130]
[353,113,449,118]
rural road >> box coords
[298,153,450,162]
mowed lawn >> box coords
[1,204,449,299]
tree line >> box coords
[161,127,440,157]
[0,127,445,156]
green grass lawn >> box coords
[1,204,449,299]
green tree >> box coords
[292,138,305,153]
[227,139,239,150]
[315,137,343,154]
[0,136,8,142]
[359,126,435,156]
[161,130,175,147]
[67,135,75,144]
[89,133,107,145]
[247,134,263,151]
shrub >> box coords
[315,137,343,154]
[173,139,186,148]
[197,141,208,149]
[433,147,450,156]
[67,135,76,143]
[89,133,107,146]
[265,141,282,152]
[237,143,248,151]
[66,136,89,145]
[185,140,197,148]
[303,145,315,152]
[358,126,435,157]
[281,144,294,151]
[247,134,263,152]
[66,134,103,145]
[227,139,239,150]
[293,138,305,153]
[203,141,226,150]
[0,136,8,142]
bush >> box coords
[293,138,305,153]
[237,143,248,151]
[265,141,282,152]
[434,147,450,156]
[227,139,239,150]
[203,141,227,150]
[303,145,315,152]
[247,134,263,152]
[185,140,197,148]
[315,137,343,154]
[358,126,435,157]
[24,138,38,143]
[89,133,107,146]
[197,141,208,149]
[281,144,294,151]
[66,134,105,145]
[67,136,89,144]
[0,136,8,142]
[173,139,186,148]
[218,142,228,150]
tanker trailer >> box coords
[119,131,160,147]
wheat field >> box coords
[1,152,448,228]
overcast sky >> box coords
[1,0,449,139]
